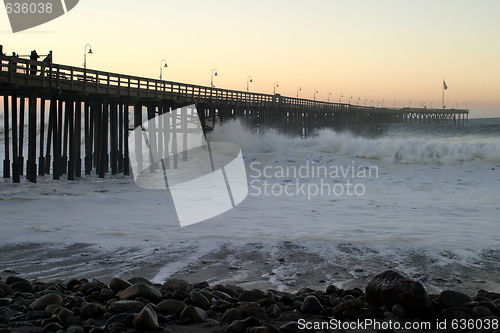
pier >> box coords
[0,51,469,183]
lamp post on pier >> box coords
[83,44,93,69]
[327,91,332,103]
[339,93,343,103]
[247,76,253,92]
[364,99,367,106]
[349,95,352,104]
[274,81,279,94]
[314,89,319,101]
[382,99,385,108]
[297,86,302,98]
[211,69,217,87]
[159,59,168,80]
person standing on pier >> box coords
[30,50,39,75]
[43,51,53,64]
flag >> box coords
[443,80,448,90]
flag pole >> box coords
[442,78,445,109]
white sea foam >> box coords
[208,119,500,165]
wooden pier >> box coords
[0,52,469,183]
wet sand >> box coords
[1,241,499,296]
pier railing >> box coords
[0,54,348,110]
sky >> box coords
[1,0,499,117]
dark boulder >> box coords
[365,270,434,318]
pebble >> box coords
[343,308,376,319]
[66,315,81,325]
[239,289,266,302]
[472,305,492,317]
[280,321,300,333]
[156,299,186,314]
[326,285,341,295]
[266,304,282,317]
[228,316,262,332]
[5,276,29,285]
[0,298,11,306]
[67,327,85,333]
[238,302,268,321]
[0,284,12,297]
[162,278,191,293]
[279,293,293,305]
[26,310,52,320]
[133,304,160,331]
[106,313,135,328]
[109,300,145,313]
[221,308,243,323]
[88,328,106,333]
[226,319,245,332]
[257,297,276,307]
[30,294,64,309]
[52,306,74,321]
[172,289,190,301]
[80,303,105,319]
[109,278,132,293]
[211,290,231,300]
[392,304,405,318]
[439,290,474,308]
[119,283,163,303]
[342,287,364,298]
[190,291,210,309]
[201,318,221,328]
[300,295,323,314]
[41,322,63,332]
[108,323,127,333]
[178,305,207,323]
[291,300,302,310]
[10,281,34,293]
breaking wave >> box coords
[208,119,500,165]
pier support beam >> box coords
[75,100,82,177]
[38,99,46,175]
[3,96,10,178]
[28,92,37,183]
[11,95,20,183]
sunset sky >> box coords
[1,0,499,117]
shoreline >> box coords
[1,241,499,297]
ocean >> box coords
[0,116,500,294]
